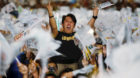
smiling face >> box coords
[62,16,75,34]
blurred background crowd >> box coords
[0,0,140,11]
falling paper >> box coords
[0,33,14,75]
[1,3,17,14]
[4,19,17,37]
[99,1,114,9]
[73,64,95,76]
[15,57,21,64]
[23,18,44,35]
[33,28,61,60]
[75,25,96,47]
[75,25,96,60]
[115,25,125,45]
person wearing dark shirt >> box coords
[51,31,82,64]
[6,49,35,78]
[6,52,25,78]
[46,1,99,73]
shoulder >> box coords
[54,31,62,40]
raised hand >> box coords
[93,6,99,16]
[46,0,58,37]
[82,58,89,67]
[17,63,28,75]
[46,1,53,16]
[28,61,37,74]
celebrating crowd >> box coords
[1,0,140,78]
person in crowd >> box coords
[47,60,58,75]
[17,60,39,78]
[6,48,36,78]
[46,1,99,73]
[59,68,75,78]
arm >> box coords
[17,63,28,78]
[28,61,39,78]
[14,33,23,41]
[0,30,10,34]
[46,2,58,38]
[23,75,28,78]
[82,58,89,67]
[32,71,39,78]
[88,6,99,31]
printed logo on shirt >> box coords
[62,35,74,41]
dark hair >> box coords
[20,51,35,66]
[48,60,58,69]
[45,72,57,78]
[36,59,42,68]
[62,13,77,25]
[95,37,103,45]
[59,68,74,78]
[9,10,19,18]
